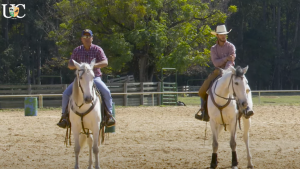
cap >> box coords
[82,29,93,37]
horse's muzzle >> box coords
[242,101,248,108]
[85,96,94,103]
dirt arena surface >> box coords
[0,105,300,169]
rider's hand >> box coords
[227,55,235,61]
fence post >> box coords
[63,84,68,90]
[157,82,161,106]
[39,94,43,108]
[123,83,127,106]
[152,93,154,106]
[258,91,261,104]
[27,84,32,95]
[140,82,144,105]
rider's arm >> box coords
[211,46,228,68]
[93,47,108,68]
[224,43,236,69]
[68,48,78,70]
[94,59,108,68]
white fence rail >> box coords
[0,90,300,108]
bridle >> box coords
[75,68,95,108]
[209,73,245,131]
[71,68,98,137]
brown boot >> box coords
[195,98,209,122]
[106,111,116,127]
[57,112,70,128]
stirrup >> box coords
[195,109,204,120]
[57,115,70,128]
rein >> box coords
[72,68,97,137]
[75,69,95,108]
[71,97,98,137]
[210,74,236,131]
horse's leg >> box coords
[93,126,100,169]
[229,119,238,169]
[87,134,94,169]
[243,117,254,168]
[209,120,221,169]
[72,128,81,169]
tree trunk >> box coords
[291,4,300,59]
[37,36,42,85]
[276,5,281,89]
[138,53,154,82]
[25,21,31,85]
[5,0,9,46]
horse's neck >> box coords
[213,73,233,101]
[72,77,84,106]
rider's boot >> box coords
[195,98,209,122]
[106,111,116,127]
[57,109,70,129]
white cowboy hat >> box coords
[211,25,232,35]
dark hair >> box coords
[235,66,244,77]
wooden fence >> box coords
[0,82,162,108]
[107,75,135,83]
[178,86,201,96]
[0,84,67,108]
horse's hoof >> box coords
[247,165,254,169]
[232,166,238,169]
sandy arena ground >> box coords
[0,105,300,169]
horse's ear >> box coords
[90,58,96,68]
[73,59,81,70]
[243,65,249,75]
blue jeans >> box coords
[62,77,112,114]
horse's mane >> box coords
[72,63,93,102]
[223,66,244,77]
[235,66,244,77]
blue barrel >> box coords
[24,97,38,116]
[105,102,115,133]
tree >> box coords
[227,0,300,89]
[50,0,236,82]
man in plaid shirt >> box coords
[57,29,115,128]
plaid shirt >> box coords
[70,44,107,77]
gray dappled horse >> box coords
[69,58,102,169]
[207,66,254,169]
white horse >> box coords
[207,66,254,169]
[69,58,102,169]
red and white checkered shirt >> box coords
[70,44,107,77]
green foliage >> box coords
[228,5,238,13]
[50,0,232,82]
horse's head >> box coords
[73,58,96,104]
[228,65,249,109]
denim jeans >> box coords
[61,77,112,114]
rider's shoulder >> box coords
[225,41,235,48]
[73,45,84,51]
[91,44,103,50]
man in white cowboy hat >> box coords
[195,24,254,121]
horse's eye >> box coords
[235,82,238,85]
